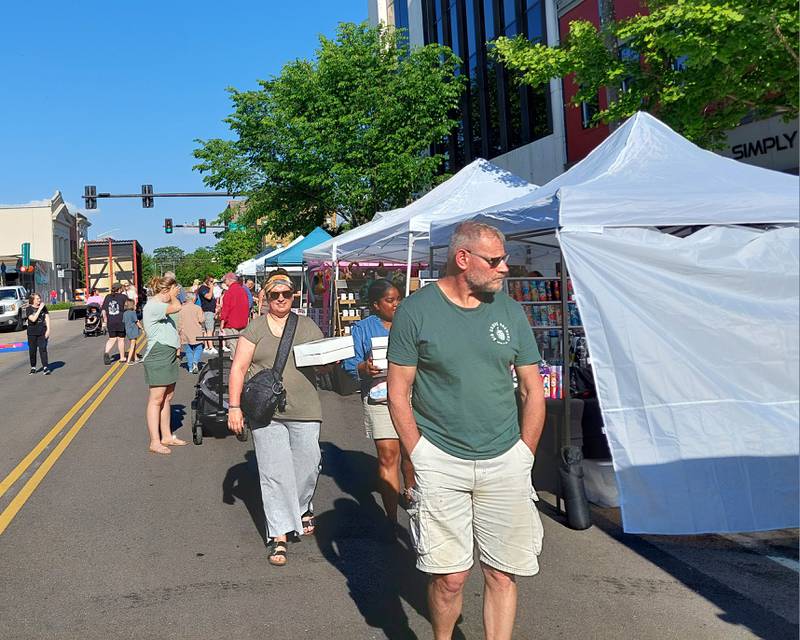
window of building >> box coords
[580,89,599,129]
[619,44,639,93]
[502,0,518,36]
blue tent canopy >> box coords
[263,227,333,266]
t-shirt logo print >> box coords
[108,300,120,316]
[489,321,511,345]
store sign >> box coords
[57,270,65,278]
[720,116,799,173]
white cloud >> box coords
[0,198,51,208]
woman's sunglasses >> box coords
[268,291,293,300]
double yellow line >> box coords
[0,341,145,536]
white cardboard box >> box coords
[372,347,388,360]
[371,336,389,349]
[293,336,355,367]
[372,357,388,370]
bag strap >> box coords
[271,312,298,378]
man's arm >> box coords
[516,364,546,455]
[387,363,421,456]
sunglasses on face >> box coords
[268,291,292,300]
[464,249,510,269]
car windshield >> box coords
[0,289,19,300]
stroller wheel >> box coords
[192,424,203,445]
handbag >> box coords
[241,312,298,428]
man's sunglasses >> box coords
[268,291,293,300]
[464,249,510,269]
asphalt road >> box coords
[0,314,797,639]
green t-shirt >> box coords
[388,282,541,460]
[239,314,325,422]
[142,299,180,353]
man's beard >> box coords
[466,270,504,294]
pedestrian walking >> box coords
[102,283,130,364]
[245,278,256,317]
[25,293,50,375]
[219,272,249,361]
[179,291,205,374]
[122,299,143,365]
[387,221,546,640]
[85,288,104,307]
[125,282,139,309]
[49,289,57,305]
[343,279,414,528]
[141,275,185,455]
[227,269,325,566]
[196,275,218,354]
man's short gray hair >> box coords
[446,221,505,263]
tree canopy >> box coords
[493,0,798,148]
[193,22,465,236]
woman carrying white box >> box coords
[342,279,415,529]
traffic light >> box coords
[141,184,154,208]
[199,218,207,234]
[164,218,173,234]
[84,185,97,210]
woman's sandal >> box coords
[267,539,288,566]
[301,511,316,536]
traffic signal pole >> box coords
[83,185,240,209]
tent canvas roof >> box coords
[265,227,332,266]
[430,112,800,246]
[303,158,536,263]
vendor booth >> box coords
[303,158,537,295]
[430,112,799,535]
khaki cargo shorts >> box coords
[407,436,544,576]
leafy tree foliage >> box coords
[493,0,798,147]
[194,22,465,235]
[211,227,264,275]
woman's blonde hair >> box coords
[149,275,177,294]
[124,298,135,311]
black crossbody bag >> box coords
[241,313,298,429]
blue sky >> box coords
[0,1,365,254]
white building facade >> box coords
[0,191,82,298]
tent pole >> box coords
[405,233,414,297]
[558,243,571,514]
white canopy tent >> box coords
[431,112,799,534]
[303,158,537,293]
[236,235,307,278]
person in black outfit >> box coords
[102,283,130,365]
[26,292,51,375]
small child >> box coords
[122,299,143,365]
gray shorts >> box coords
[407,437,544,576]
[362,397,398,439]
[203,311,215,334]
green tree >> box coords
[176,247,218,285]
[193,22,465,235]
[141,252,157,282]
[151,246,185,275]
[212,226,265,275]
[493,0,798,148]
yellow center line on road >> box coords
[0,340,148,536]
[0,361,123,500]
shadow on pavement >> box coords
[222,450,267,544]
[315,441,467,640]
[47,360,66,371]
[589,508,798,640]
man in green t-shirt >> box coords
[387,221,546,640]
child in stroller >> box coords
[83,303,105,337]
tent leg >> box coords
[405,234,414,297]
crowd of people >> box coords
[28,222,544,639]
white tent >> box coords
[431,112,800,535]
[303,158,537,292]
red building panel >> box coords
[559,0,648,165]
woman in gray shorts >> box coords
[343,279,415,527]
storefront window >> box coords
[502,0,518,36]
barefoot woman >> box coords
[142,275,186,454]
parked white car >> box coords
[0,286,29,331]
